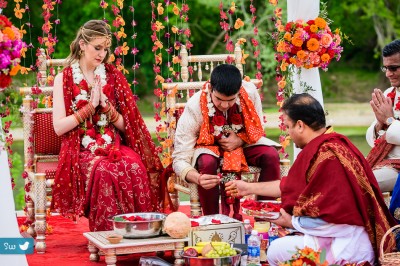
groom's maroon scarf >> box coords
[281,132,396,259]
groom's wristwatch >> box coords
[386,117,395,126]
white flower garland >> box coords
[71,62,113,153]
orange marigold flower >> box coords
[234,18,244,29]
[236,38,247,45]
[172,55,181,64]
[310,24,318,33]
[269,0,278,6]
[274,8,282,19]
[314,17,327,29]
[289,57,297,64]
[277,24,285,32]
[9,64,21,76]
[296,50,307,60]
[292,259,303,266]
[302,246,315,255]
[284,32,291,41]
[291,37,303,47]
[321,53,330,62]
[280,61,289,71]
[278,78,286,89]
[307,38,319,51]
[157,3,164,15]
[14,3,25,19]
[171,26,179,34]
[277,41,287,53]
[172,3,180,15]
[3,27,15,40]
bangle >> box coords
[73,113,81,124]
[101,102,111,114]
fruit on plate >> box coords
[195,241,228,247]
[183,247,198,257]
[201,243,213,256]
[183,246,203,253]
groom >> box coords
[172,64,280,219]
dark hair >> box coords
[66,20,112,65]
[282,93,326,131]
[210,64,242,96]
[382,39,400,57]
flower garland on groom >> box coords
[197,80,267,219]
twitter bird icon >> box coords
[0,238,34,254]
[19,241,30,251]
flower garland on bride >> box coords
[71,62,116,155]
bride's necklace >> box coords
[80,68,94,88]
[71,62,107,88]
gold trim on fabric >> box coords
[293,193,322,217]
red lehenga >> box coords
[51,64,164,231]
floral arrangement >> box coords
[275,17,343,73]
[0,14,25,89]
[279,246,329,266]
[267,1,349,156]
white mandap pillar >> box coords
[287,0,323,159]
[0,122,28,265]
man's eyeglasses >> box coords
[381,65,400,73]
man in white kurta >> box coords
[172,64,280,216]
[366,39,400,192]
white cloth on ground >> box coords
[267,216,374,266]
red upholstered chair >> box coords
[20,48,66,253]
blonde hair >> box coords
[66,20,112,65]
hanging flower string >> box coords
[151,0,192,166]
[37,0,58,85]
[248,0,262,82]
[111,0,130,75]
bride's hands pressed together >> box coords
[90,75,101,108]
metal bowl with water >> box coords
[111,212,166,239]
[181,248,242,266]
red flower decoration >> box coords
[231,113,242,125]
[212,115,226,126]
[72,84,81,97]
[0,74,12,88]
[76,100,88,110]
[86,128,96,138]
[102,84,112,97]
[108,148,122,162]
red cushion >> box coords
[36,161,58,180]
[34,113,62,154]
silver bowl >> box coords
[181,248,242,266]
[111,212,166,239]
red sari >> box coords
[281,131,396,261]
[51,64,164,231]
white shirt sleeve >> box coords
[172,92,202,180]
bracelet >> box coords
[101,102,111,114]
[73,113,81,124]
